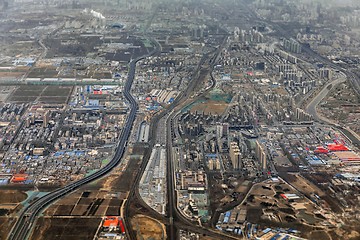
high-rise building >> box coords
[229,142,242,170]
[255,140,267,171]
[208,159,214,171]
[318,68,332,80]
[43,111,50,128]
[295,108,312,122]
[215,159,221,170]
[216,123,229,139]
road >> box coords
[7,44,157,240]
[123,35,239,240]
[164,36,240,240]
[304,74,360,147]
[241,0,360,98]
[306,77,346,123]
[241,1,360,147]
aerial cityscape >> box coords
[0,0,359,239]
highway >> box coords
[241,0,360,98]
[163,36,240,240]
[242,1,360,147]
[7,45,157,240]
[306,77,346,123]
[123,35,239,240]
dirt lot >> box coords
[0,71,25,78]
[0,190,27,204]
[31,217,101,240]
[8,85,72,103]
[191,100,228,115]
[46,190,123,217]
[0,217,15,239]
[284,173,325,197]
[0,86,16,102]
[109,156,142,192]
[27,67,58,78]
[131,215,166,240]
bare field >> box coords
[0,190,27,204]
[27,67,58,78]
[0,217,14,239]
[0,72,25,78]
[110,157,142,192]
[285,173,325,197]
[190,100,228,115]
[47,190,123,217]
[31,217,101,240]
[8,85,72,103]
[131,215,166,240]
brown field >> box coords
[27,67,58,78]
[105,206,119,216]
[0,217,14,239]
[191,100,228,115]
[285,173,325,196]
[54,205,74,216]
[107,156,142,192]
[8,85,72,104]
[31,217,101,240]
[131,215,166,240]
[308,230,331,240]
[0,190,27,204]
[0,72,25,78]
[71,205,88,216]
[200,237,218,240]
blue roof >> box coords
[75,151,85,156]
[263,228,272,234]
[54,151,65,156]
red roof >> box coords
[103,217,119,228]
[11,174,28,183]
[315,146,329,154]
[327,144,349,151]
[11,177,26,182]
[280,194,288,200]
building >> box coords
[318,68,332,80]
[43,111,50,127]
[255,140,267,171]
[229,142,242,170]
[295,108,312,121]
[216,123,229,139]
[283,38,302,54]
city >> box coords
[0,0,359,240]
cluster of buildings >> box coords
[139,145,167,214]
[176,170,209,222]
[97,216,126,240]
[132,44,203,116]
[0,85,128,185]
[215,177,335,239]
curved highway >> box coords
[123,36,238,240]
[7,46,157,240]
[306,77,346,123]
[164,36,239,240]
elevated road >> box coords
[7,44,157,240]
